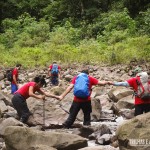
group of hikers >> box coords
[9,62,60,94]
[8,62,150,128]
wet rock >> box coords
[116,112,150,150]
[4,126,88,150]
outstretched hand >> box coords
[52,95,63,101]
[107,81,114,85]
[57,95,64,101]
[39,95,46,100]
[55,95,61,100]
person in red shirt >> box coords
[58,68,109,128]
[109,72,150,116]
[48,62,61,86]
[11,76,59,123]
[11,64,22,94]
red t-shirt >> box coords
[127,77,150,105]
[15,82,40,99]
[49,65,61,70]
[12,68,18,84]
[71,76,99,102]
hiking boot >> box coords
[62,123,70,129]
[20,118,27,123]
[83,122,91,126]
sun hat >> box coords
[137,72,149,83]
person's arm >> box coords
[38,88,60,99]
[13,74,17,84]
[58,69,61,79]
[13,74,18,88]
[59,84,74,100]
[97,80,108,86]
[108,81,130,87]
[12,69,18,85]
[29,86,45,100]
[48,68,51,77]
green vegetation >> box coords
[0,0,150,67]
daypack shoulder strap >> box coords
[135,77,146,97]
[136,78,141,86]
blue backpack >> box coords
[74,73,90,98]
[51,64,58,75]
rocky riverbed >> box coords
[0,61,150,150]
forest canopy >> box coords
[0,0,150,67]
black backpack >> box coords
[6,69,13,82]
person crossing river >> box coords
[11,76,59,123]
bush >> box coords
[1,13,50,48]
[136,8,150,35]
[104,35,150,64]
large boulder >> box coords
[92,87,106,97]
[108,87,133,102]
[0,91,13,107]
[89,124,112,141]
[28,145,56,150]
[0,100,7,115]
[95,95,111,110]
[116,95,134,110]
[116,112,150,150]
[27,90,103,126]
[0,73,5,81]
[4,126,87,150]
[79,145,119,150]
[0,117,25,136]
[27,96,69,126]
[119,109,135,119]
[91,98,102,121]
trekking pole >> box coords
[59,104,80,121]
[43,100,45,127]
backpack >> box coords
[135,78,150,101]
[51,64,59,75]
[6,69,13,82]
[73,73,90,98]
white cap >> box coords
[137,72,148,83]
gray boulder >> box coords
[108,87,133,102]
[4,126,88,150]
[116,112,150,150]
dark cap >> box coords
[133,67,142,74]
[81,67,89,75]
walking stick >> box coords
[43,100,45,127]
